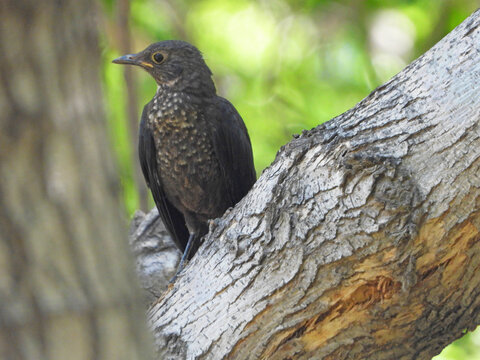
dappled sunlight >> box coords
[369,9,416,80]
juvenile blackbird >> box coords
[113,40,256,276]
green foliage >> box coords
[100,0,479,356]
[435,328,480,360]
[103,48,140,213]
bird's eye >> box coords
[152,52,165,64]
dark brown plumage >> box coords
[113,40,256,276]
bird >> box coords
[113,40,256,278]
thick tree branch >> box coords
[131,10,480,360]
[129,209,180,304]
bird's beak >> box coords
[112,53,154,69]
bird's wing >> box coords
[209,97,256,206]
[138,104,190,252]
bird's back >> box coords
[206,96,256,207]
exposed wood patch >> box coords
[261,274,401,357]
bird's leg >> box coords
[178,232,196,272]
[169,233,196,283]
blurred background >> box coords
[101,0,478,358]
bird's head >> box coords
[113,40,215,96]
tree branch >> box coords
[131,9,480,360]
[129,209,180,305]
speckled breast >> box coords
[147,91,223,218]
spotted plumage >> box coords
[113,41,256,274]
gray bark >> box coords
[132,9,480,360]
[129,209,180,305]
[0,1,153,359]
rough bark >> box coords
[0,1,152,359]
[135,9,480,360]
[129,209,180,305]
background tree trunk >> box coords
[136,9,480,360]
[115,0,150,212]
[0,1,153,359]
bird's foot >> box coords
[168,233,196,284]
[168,259,190,284]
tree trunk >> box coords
[115,0,150,212]
[0,1,152,359]
[135,9,480,360]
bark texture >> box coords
[137,9,480,360]
[129,209,180,305]
[0,1,152,359]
